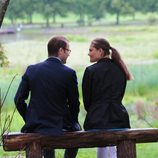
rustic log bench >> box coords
[2,128,158,158]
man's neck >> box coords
[49,56,61,61]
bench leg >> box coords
[26,142,42,158]
[117,140,136,158]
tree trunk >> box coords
[0,0,10,27]
[46,16,50,28]
[11,17,15,25]
[28,14,32,24]
[116,11,120,25]
[53,12,56,24]
[79,10,85,26]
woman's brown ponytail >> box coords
[110,47,133,80]
[91,38,133,80]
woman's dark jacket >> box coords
[82,58,130,130]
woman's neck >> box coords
[103,55,110,59]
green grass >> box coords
[2,25,158,67]
[3,12,158,26]
[153,50,158,59]
[1,63,158,107]
[125,63,158,100]
[137,143,158,158]
[67,35,88,42]
[1,146,158,158]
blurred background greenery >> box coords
[0,0,158,157]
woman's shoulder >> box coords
[86,61,111,73]
[86,62,99,71]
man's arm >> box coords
[67,71,80,123]
[14,68,30,121]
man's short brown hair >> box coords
[47,36,68,56]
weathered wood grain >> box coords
[3,128,158,151]
[3,128,158,158]
[117,140,136,158]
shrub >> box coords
[0,43,9,67]
[148,13,157,25]
[153,51,158,59]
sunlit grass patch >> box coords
[67,35,88,42]
[137,143,158,158]
[126,63,158,100]
[153,51,158,59]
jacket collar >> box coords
[46,57,62,64]
[97,57,111,63]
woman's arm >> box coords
[82,68,92,111]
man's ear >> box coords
[58,48,64,56]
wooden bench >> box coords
[2,128,158,158]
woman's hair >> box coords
[47,36,68,56]
[91,38,132,80]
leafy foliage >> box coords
[4,0,158,26]
[6,0,25,24]
[0,75,17,147]
[0,43,9,67]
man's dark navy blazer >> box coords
[14,57,80,135]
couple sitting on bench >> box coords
[14,36,132,158]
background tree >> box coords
[0,0,10,69]
[22,0,38,24]
[2,0,158,27]
[121,0,135,20]
[130,0,142,12]
[0,0,10,27]
[107,0,135,25]
[86,0,107,25]
[38,0,70,27]
[6,0,25,24]
[71,0,88,25]
[141,0,158,13]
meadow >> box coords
[0,24,158,157]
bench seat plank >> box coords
[3,128,158,151]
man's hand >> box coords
[72,122,82,131]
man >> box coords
[14,36,81,158]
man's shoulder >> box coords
[25,61,45,72]
[62,64,76,73]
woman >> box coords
[82,38,132,158]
